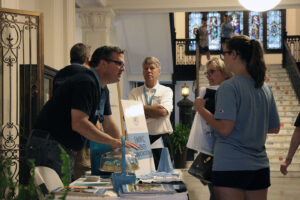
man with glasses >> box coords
[27,46,138,180]
[129,56,174,169]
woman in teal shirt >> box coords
[194,35,280,200]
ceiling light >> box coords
[238,0,281,12]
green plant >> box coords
[0,145,70,200]
[170,123,190,154]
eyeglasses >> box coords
[204,69,218,76]
[105,59,125,67]
[220,50,232,60]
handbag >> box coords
[188,152,213,183]
[188,88,216,183]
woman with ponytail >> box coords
[194,35,280,200]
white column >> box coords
[39,0,75,70]
[63,0,76,65]
[77,8,115,51]
[77,8,123,135]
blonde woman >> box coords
[188,57,232,200]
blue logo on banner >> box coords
[127,133,152,160]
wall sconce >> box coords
[181,83,189,98]
[238,0,281,12]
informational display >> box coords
[121,100,156,175]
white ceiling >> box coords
[76,0,300,12]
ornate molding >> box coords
[77,8,115,31]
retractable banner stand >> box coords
[121,100,156,176]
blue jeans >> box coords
[26,134,74,181]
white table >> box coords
[55,176,188,200]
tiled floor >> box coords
[181,162,300,200]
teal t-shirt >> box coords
[213,75,280,171]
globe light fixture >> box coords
[181,83,190,98]
[238,0,281,12]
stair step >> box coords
[278,129,295,134]
[268,82,292,87]
[276,96,298,101]
[277,106,300,112]
[279,111,300,116]
[266,73,289,78]
[267,68,288,73]
[266,77,290,82]
[272,90,296,96]
[267,135,292,141]
[276,100,299,106]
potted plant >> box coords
[0,145,70,200]
[170,123,190,168]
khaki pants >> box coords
[73,146,91,180]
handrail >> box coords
[283,37,300,101]
[286,36,300,62]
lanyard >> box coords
[143,85,158,105]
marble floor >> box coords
[181,162,300,200]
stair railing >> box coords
[283,35,300,101]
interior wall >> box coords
[2,0,75,70]
[286,8,300,35]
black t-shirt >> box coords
[295,112,300,127]
[52,64,89,93]
[52,64,112,119]
[35,70,101,151]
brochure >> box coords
[121,183,175,194]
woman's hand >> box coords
[194,97,207,113]
[280,159,292,175]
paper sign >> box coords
[121,100,156,175]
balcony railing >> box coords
[286,36,300,62]
[175,39,196,65]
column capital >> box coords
[77,8,115,31]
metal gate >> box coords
[0,8,44,182]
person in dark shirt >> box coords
[26,46,138,179]
[281,112,300,175]
[52,43,94,180]
[52,43,91,93]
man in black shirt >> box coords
[27,46,138,179]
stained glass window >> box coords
[188,13,202,51]
[187,10,284,52]
[207,12,221,50]
[227,11,243,35]
[267,10,282,49]
[249,12,263,44]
